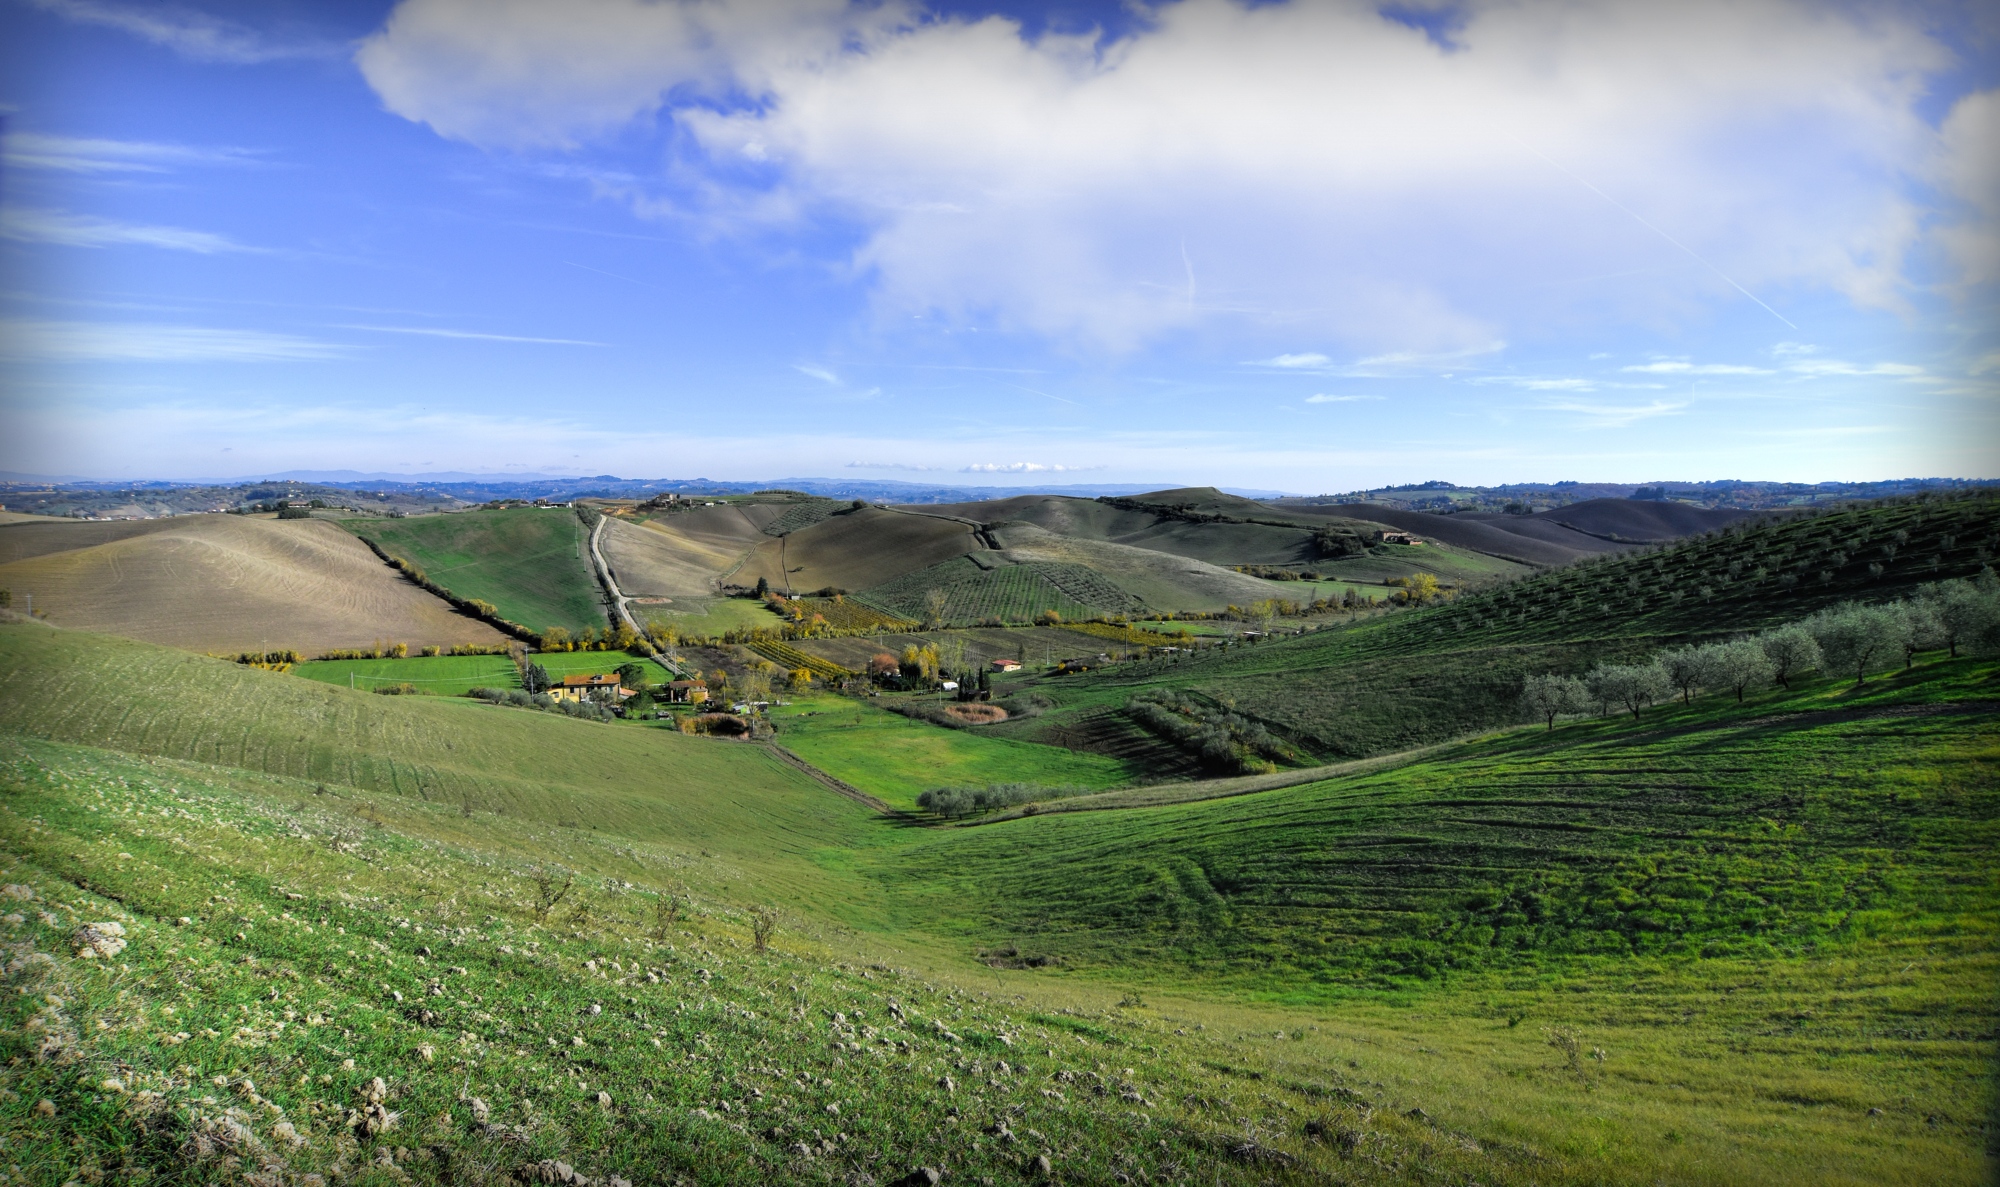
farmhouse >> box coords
[550,673,632,704]
[990,658,1022,672]
[1379,531,1424,545]
[665,679,709,705]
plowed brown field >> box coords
[0,514,504,654]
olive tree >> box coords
[1806,602,1906,686]
[1920,576,2000,658]
[1586,662,1670,720]
[1759,627,1821,688]
[1521,673,1588,731]
[1700,639,1772,703]
[1660,645,1707,704]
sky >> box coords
[1,0,1995,492]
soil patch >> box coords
[940,703,1009,725]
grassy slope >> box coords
[876,659,2000,987]
[350,509,605,636]
[1,620,1993,1184]
[294,653,522,695]
[768,693,1136,810]
[0,624,873,905]
[1008,492,2000,762]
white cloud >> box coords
[357,0,1968,353]
[845,460,940,471]
[0,320,348,363]
[0,132,259,174]
[1931,88,1999,289]
[1785,360,1928,379]
[793,364,842,385]
[0,208,259,254]
[1537,399,1688,428]
[338,324,603,346]
[1262,352,1331,369]
[1304,393,1383,403]
[961,462,1098,473]
[22,0,336,63]
[1621,361,1774,375]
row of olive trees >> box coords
[1521,572,1999,729]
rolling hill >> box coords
[993,490,2000,764]
[0,513,505,655]
[3,603,1992,1185]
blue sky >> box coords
[2,0,1995,491]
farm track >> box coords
[764,742,906,817]
[588,516,678,678]
[967,739,1460,822]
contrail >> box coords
[1511,136,1798,330]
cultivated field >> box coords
[0,514,506,654]
[294,653,521,696]
[349,508,605,636]
[733,506,979,595]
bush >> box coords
[917,783,1089,818]
[372,682,421,696]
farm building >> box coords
[550,673,632,704]
[1379,531,1425,545]
[990,658,1022,672]
[665,679,709,704]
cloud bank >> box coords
[355,0,1992,357]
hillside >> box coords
[350,508,606,636]
[0,514,505,654]
[733,506,980,595]
[2,616,1993,1184]
[999,491,2000,763]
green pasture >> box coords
[638,596,786,641]
[531,648,658,683]
[346,507,605,635]
[769,692,1136,811]
[1246,575,1388,604]
[1,617,1996,1183]
[293,652,520,695]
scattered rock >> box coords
[1028,1153,1053,1179]
[596,1091,612,1109]
[891,1169,941,1187]
[71,922,128,959]
[469,1098,491,1126]
[1867,1107,1884,1117]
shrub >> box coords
[916,783,1089,818]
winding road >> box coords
[587,515,681,678]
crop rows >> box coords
[784,596,917,633]
[860,561,1144,625]
[747,639,856,680]
[760,498,846,537]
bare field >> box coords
[599,516,724,598]
[0,514,505,654]
[733,506,977,594]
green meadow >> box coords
[347,508,606,636]
[294,653,521,696]
[767,694,1136,811]
[2,481,1996,1186]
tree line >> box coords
[1521,571,1999,728]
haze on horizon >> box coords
[1,0,1995,490]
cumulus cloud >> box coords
[1,208,259,254]
[356,0,1976,353]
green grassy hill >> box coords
[879,658,2000,988]
[1004,491,2000,763]
[349,509,606,636]
[2,616,1995,1184]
